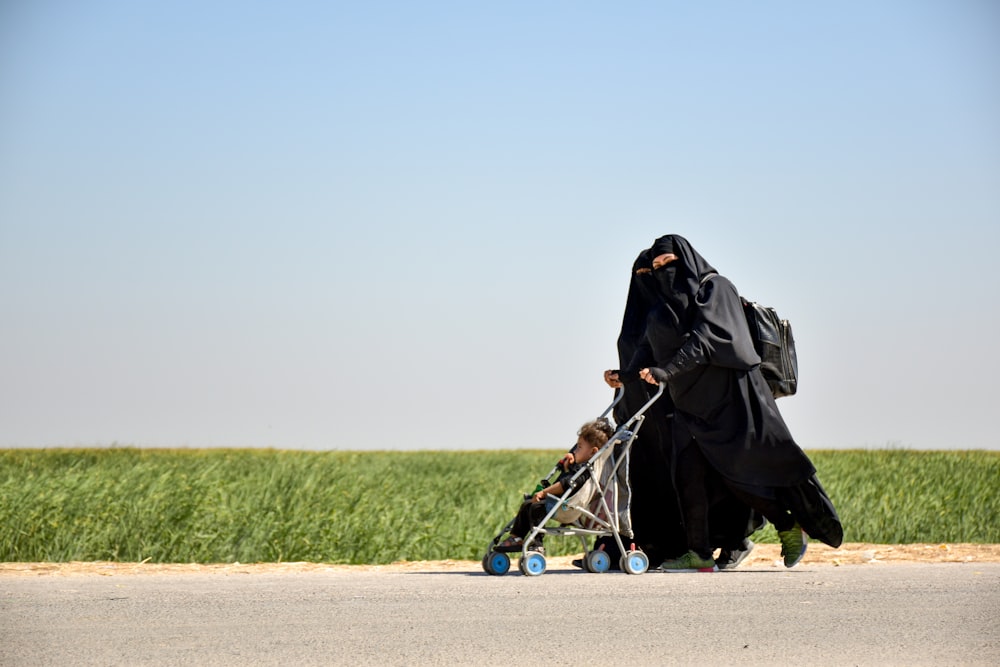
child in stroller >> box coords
[495,418,615,554]
[482,383,667,576]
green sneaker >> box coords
[655,550,718,573]
[777,524,808,568]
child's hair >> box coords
[578,418,615,449]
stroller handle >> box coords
[620,382,667,429]
[599,382,667,424]
[598,386,626,420]
[597,382,667,430]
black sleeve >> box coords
[661,275,759,377]
[555,464,592,497]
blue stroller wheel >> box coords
[622,550,649,575]
[484,551,510,576]
[519,552,547,577]
[585,549,611,574]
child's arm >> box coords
[533,481,564,503]
[558,452,576,470]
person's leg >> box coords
[723,484,806,567]
[707,492,759,568]
[525,500,551,548]
[673,442,712,559]
[501,500,548,551]
[724,485,795,531]
[657,441,717,571]
[508,500,534,539]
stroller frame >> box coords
[482,382,666,576]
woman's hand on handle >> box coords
[639,367,670,385]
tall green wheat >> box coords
[1,448,996,563]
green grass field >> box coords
[1,448,997,564]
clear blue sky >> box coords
[2,1,998,450]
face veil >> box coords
[647,234,716,320]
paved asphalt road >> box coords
[2,563,998,666]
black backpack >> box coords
[740,298,798,398]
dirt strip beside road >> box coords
[2,543,999,576]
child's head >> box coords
[573,419,614,462]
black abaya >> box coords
[611,249,763,563]
[628,234,842,548]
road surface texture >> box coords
[2,545,998,666]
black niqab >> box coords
[649,234,716,319]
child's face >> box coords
[573,437,599,463]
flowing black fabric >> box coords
[634,234,842,547]
[779,475,844,547]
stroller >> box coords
[482,382,666,576]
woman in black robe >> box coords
[602,249,760,568]
[622,234,842,571]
